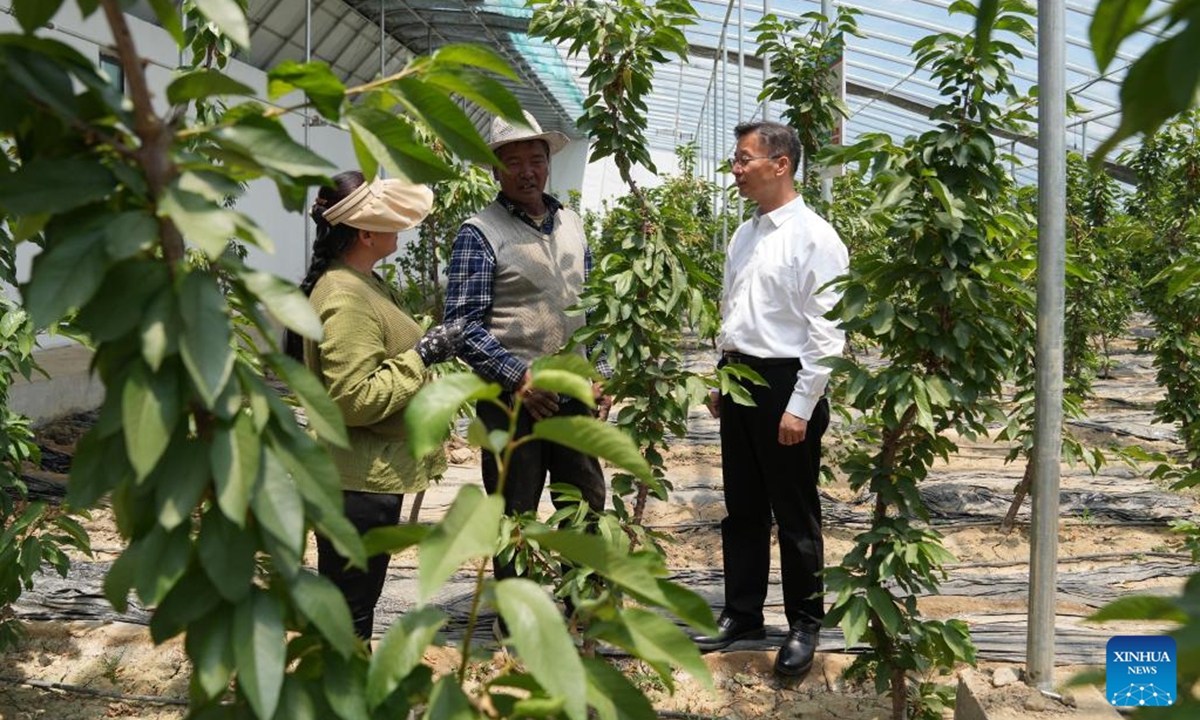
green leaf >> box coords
[323,654,371,720]
[597,608,712,693]
[367,606,447,708]
[0,157,113,216]
[149,565,221,643]
[178,272,235,408]
[346,107,457,184]
[583,657,657,720]
[210,412,262,527]
[866,586,904,636]
[267,61,345,120]
[404,373,502,460]
[423,70,525,125]
[185,608,234,701]
[103,545,138,613]
[73,257,161,342]
[68,429,132,509]
[122,363,180,481]
[840,595,870,647]
[494,579,587,720]
[13,0,65,33]
[233,590,287,719]
[252,455,305,563]
[133,524,191,606]
[432,44,520,81]
[103,211,159,260]
[153,434,210,531]
[290,571,359,660]
[362,524,428,557]
[195,0,251,48]
[139,289,178,371]
[1088,595,1187,623]
[392,77,498,165]
[214,120,334,177]
[197,509,257,602]
[146,0,185,45]
[1090,0,1153,71]
[532,416,653,485]
[424,676,479,720]
[166,68,254,105]
[159,185,239,258]
[531,354,600,380]
[530,369,596,408]
[418,485,503,603]
[264,353,348,449]
[23,218,109,328]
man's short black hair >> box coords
[734,121,801,177]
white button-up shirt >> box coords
[717,195,849,420]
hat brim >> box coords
[489,130,571,157]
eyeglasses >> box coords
[728,154,782,168]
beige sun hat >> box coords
[488,109,570,156]
[322,177,434,232]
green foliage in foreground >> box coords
[1,192,92,653]
[0,1,715,717]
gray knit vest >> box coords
[464,200,587,365]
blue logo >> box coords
[1106,635,1176,707]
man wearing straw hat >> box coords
[444,110,611,592]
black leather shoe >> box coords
[774,628,818,677]
[693,614,766,652]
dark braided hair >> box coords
[286,170,366,360]
[300,170,366,296]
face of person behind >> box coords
[731,131,786,207]
[495,140,550,215]
[359,228,399,263]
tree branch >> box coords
[100,0,185,264]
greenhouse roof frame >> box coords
[133,0,1170,178]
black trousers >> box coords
[316,490,403,640]
[478,396,606,580]
[719,361,830,632]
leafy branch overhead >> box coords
[530,0,696,190]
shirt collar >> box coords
[754,194,805,231]
[497,192,562,233]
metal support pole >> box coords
[820,0,834,204]
[721,41,729,245]
[762,0,771,121]
[1028,0,1065,692]
[303,0,313,274]
[737,0,745,220]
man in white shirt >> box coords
[693,121,848,678]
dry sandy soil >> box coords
[2,331,1195,719]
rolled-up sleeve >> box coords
[316,291,426,427]
[444,225,528,390]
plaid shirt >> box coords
[445,192,610,391]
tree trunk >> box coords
[1001,461,1033,533]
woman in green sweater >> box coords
[299,170,463,640]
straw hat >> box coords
[323,177,434,232]
[488,109,570,156]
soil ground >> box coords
[2,326,1196,719]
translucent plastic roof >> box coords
[551,0,1169,182]
[155,0,1175,181]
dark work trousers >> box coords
[478,396,606,580]
[719,360,830,632]
[316,490,403,640]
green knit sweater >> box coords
[303,262,444,494]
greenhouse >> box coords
[1,1,1197,719]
